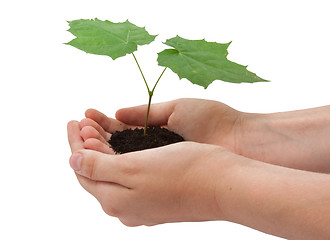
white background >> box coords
[0,0,329,239]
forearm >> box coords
[217,154,330,240]
[236,105,330,172]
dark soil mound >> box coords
[108,126,185,154]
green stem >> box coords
[144,68,167,135]
[132,53,150,92]
[144,93,153,135]
[131,53,167,135]
[151,67,167,93]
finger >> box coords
[80,125,109,145]
[115,100,178,126]
[69,150,130,186]
[67,120,84,153]
[85,109,130,133]
[80,118,110,141]
[84,138,114,154]
[75,173,129,217]
[75,173,99,196]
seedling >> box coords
[66,18,268,135]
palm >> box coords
[79,98,241,154]
[165,99,240,149]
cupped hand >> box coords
[68,120,234,226]
[80,98,243,153]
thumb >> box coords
[69,150,126,185]
[115,99,178,126]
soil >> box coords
[108,126,185,154]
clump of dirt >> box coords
[108,126,185,154]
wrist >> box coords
[214,152,330,239]
[238,107,330,171]
[207,147,254,221]
[231,112,270,159]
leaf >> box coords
[157,36,269,88]
[66,18,157,60]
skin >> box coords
[80,98,330,172]
[68,98,330,239]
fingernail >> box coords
[70,153,82,171]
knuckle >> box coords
[84,138,99,149]
[83,152,97,179]
[81,126,96,137]
[79,118,88,128]
[102,204,121,217]
[119,219,141,227]
[120,159,140,176]
[99,191,126,218]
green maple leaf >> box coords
[66,18,157,60]
[157,36,269,88]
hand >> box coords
[79,98,330,172]
[79,98,242,153]
[68,120,232,226]
[68,120,330,239]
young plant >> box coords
[66,18,268,135]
